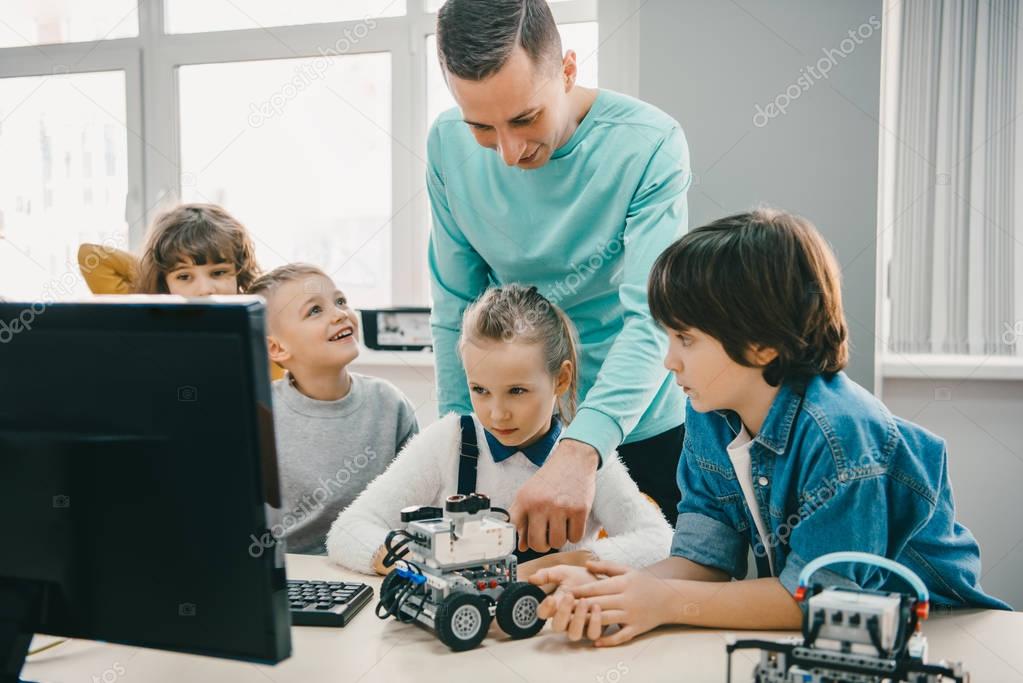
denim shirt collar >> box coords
[484,416,562,467]
[716,378,806,455]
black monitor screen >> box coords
[0,297,290,670]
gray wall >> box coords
[638,0,882,390]
[883,378,1023,609]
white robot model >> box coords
[726,552,969,682]
[375,492,548,651]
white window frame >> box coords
[0,0,638,306]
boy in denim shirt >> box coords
[532,209,1009,647]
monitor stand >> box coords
[1,582,40,683]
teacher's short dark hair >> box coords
[436,0,562,81]
[648,208,849,387]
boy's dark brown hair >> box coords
[648,208,849,386]
[135,203,260,294]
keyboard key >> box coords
[288,578,373,626]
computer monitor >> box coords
[0,296,291,682]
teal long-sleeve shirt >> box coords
[427,89,691,461]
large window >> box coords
[0,71,129,299]
[880,1,1023,371]
[0,1,602,305]
[178,54,393,305]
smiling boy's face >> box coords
[263,273,360,372]
[460,337,570,450]
[165,259,238,296]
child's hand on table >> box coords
[527,565,598,593]
[538,560,676,647]
[521,549,597,589]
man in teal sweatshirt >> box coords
[429,0,691,552]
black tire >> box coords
[377,570,406,615]
[495,582,546,639]
[435,592,491,651]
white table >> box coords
[23,554,1023,682]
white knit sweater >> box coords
[326,413,673,574]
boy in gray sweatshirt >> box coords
[249,264,418,555]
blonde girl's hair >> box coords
[247,263,329,300]
[135,203,260,294]
[459,284,580,422]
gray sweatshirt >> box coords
[270,371,418,554]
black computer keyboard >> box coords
[287,579,374,626]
